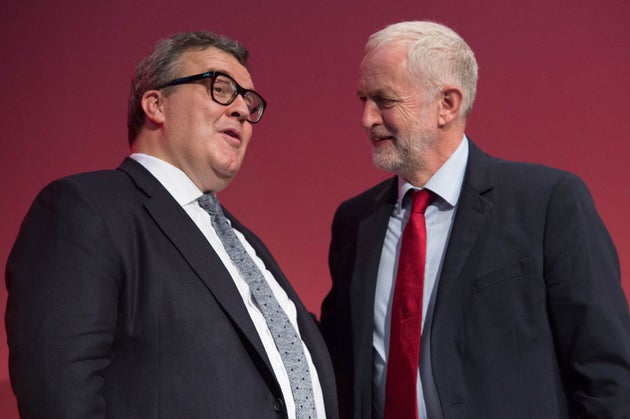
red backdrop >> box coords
[1,0,629,415]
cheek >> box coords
[242,126,253,144]
[380,110,403,133]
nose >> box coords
[361,99,382,129]
[227,94,250,122]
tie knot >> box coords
[410,189,433,214]
[198,193,222,215]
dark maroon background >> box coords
[2,0,628,415]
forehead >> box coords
[179,47,254,89]
[357,44,413,94]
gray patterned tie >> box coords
[198,194,317,419]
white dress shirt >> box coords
[372,137,469,419]
[130,153,326,419]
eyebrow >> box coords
[210,69,255,90]
[204,69,227,78]
[357,87,391,97]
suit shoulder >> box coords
[48,168,129,189]
[337,177,396,213]
[38,168,136,199]
[485,154,586,191]
[30,168,142,220]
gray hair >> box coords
[366,21,478,118]
[127,31,249,143]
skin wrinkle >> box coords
[357,43,462,187]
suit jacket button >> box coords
[273,398,284,412]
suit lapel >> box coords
[223,206,339,414]
[118,158,274,374]
[351,184,396,343]
[227,210,339,409]
[350,178,398,411]
[434,142,494,308]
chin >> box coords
[216,157,242,176]
[372,150,402,172]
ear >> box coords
[437,86,463,128]
[141,90,166,126]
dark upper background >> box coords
[1,0,628,415]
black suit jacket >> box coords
[6,158,338,419]
[320,141,630,418]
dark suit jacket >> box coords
[6,158,338,419]
[320,141,630,418]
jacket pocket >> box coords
[474,258,535,292]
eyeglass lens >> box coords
[212,74,265,123]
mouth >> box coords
[371,134,395,144]
[222,128,241,140]
[220,128,242,145]
[369,127,395,144]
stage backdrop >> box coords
[1,0,628,416]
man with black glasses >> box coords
[6,31,338,419]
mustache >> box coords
[369,126,394,139]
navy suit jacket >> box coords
[6,158,338,419]
[320,141,630,418]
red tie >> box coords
[384,189,433,419]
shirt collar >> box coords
[130,153,205,206]
[397,135,469,208]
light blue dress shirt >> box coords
[372,137,469,419]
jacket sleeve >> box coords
[543,173,630,416]
[5,177,121,419]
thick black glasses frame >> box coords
[158,71,266,123]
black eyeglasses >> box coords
[159,71,267,123]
